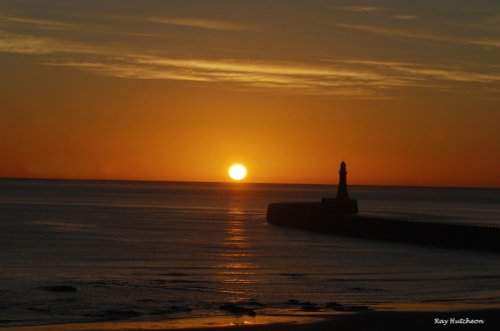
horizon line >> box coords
[0,176,498,190]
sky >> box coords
[0,0,499,187]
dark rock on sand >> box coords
[301,302,320,312]
[325,302,342,309]
[39,285,77,293]
[286,299,301,305]
[219,304,256,317]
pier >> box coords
[267,162,500,252]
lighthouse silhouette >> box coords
[322,161,358,214]
[336,161,349,200]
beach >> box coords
[2,309,500,331]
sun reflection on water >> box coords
[213,205,258,301]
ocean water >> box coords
[1,179,500,326]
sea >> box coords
[1,179,500,327]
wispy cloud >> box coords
[145,17,256,31]
[44,54,500,98]
[101,14,256,32]
[0,14,86,31]
[0,21,385,97]
[1,25,500,98]
[43,55,389,97]
[0,30,102,55]
[396,67,500,83]
[335,6,386,12]
[44,60,214,82]
[335,23,500,48]
[342,60,500,84]
[392,15,418,20]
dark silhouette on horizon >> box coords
[267,161,500,252]
[321,161,358,214]
[336,161,349,200]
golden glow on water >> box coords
[218,262,256,271]
[212,205,257,301]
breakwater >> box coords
[267,202,500,252]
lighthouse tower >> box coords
[336,161,349,200]
[321,161,358,214]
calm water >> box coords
[1,179,500,326]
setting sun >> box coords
[228,164,247,181]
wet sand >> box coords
[2,309,499,331]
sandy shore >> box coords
[2,309,499,331]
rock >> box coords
[219,304,256,317]
[301,302,320,311]
[325,302,342,309]
[286,299,300,305]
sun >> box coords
[228,164,247,181]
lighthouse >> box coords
[336,161,349,200]
[321,161,358,214]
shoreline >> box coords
[2,309,500,331]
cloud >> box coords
[0,25,500,99]
[132,56,382,80]
[43,55,389,97]
[342,60,500,84]
[0,28,383,96]
[392,15,418,20]
[40,61,213,82]
[335,23,500,48]
[0,14,85,31]
[45,54,500,98]
[394,67,500,83]
[145,17,256,31]
[1,27,500,98]
[0,30,102,55]
[335,6,386,12]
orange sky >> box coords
[0,1,499,187]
